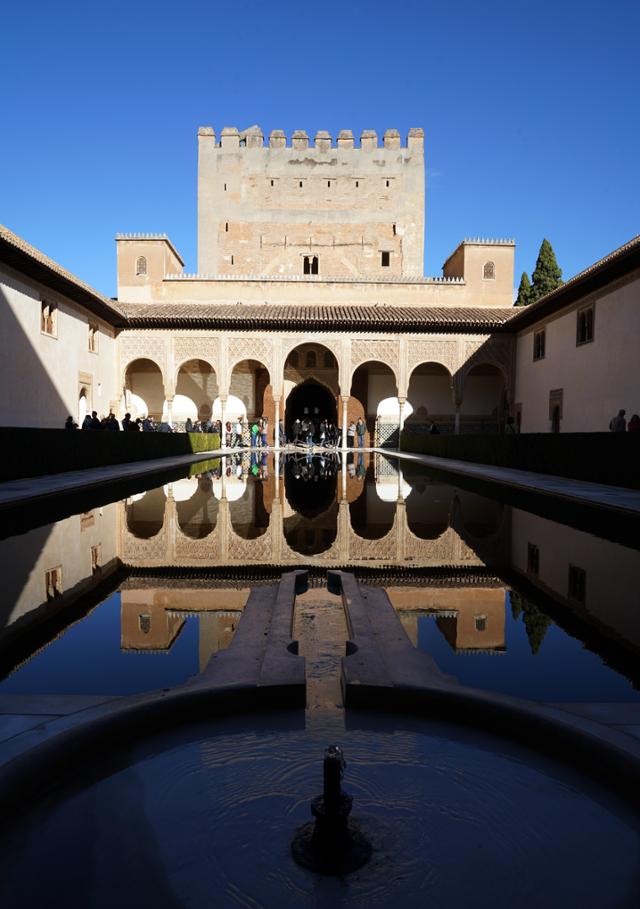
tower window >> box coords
[139,613,151,634]
[230,255,234,265]
[225,222,229,232]
[299,181,303,188]
[392,223,396,235]
[327,180,331,187]
[303,256,319,275]
[474,615,487,632]
[385,180,390,188]
[135,256,147,276]
[483,261,496,280]
[381,251,390,267]
[355,180,359,188]
[270,179,274,187]
[224,183,227,191]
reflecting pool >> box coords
[1,451,639,701]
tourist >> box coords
[278,419,285,445]
[225,421,233,448]
[157,421,172,432]
[347,421,356,447]
[142,416,154,432]
[185,417,193,433]
[250,420,260,447]
[609,409,626,432]
[89,411,101,430]
[429,421,440,434]
[106,413,120,431]
[261,416,269,448]
[504,416,518,434]
[234,418,243,446]
[64,416,78,429]
[122,412,133,431]
[356,418,366,449]
[292,418,301,444]
[628,414,640,433]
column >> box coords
[341,449,347,499]
[219,396,227,446]
[274,397,281,449]
[454,405,461,435]
[341,396,349,449]
[165,396,174,427]
[397,396,406,448]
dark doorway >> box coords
[285,380,337,436]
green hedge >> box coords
[400,430,640,490]
[0,428,220,482]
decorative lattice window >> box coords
[136,256,147,276]
[483,261,496,280]
[576,305,594,345]
[41,301,57,336]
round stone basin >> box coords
[1,711,639,908]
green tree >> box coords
[515,271,532,307]
[510,590,524,620]
[530,238,563,303]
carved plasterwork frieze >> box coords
[350,339,400,379]
[228,336,273,371]
[173,337,219,375]
[407,339,457,376]
[119,334,168,381]
[462,336,514,380]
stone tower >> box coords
[197,126,424,278]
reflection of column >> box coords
[275,452,280,488]
[454,405,461,435]
[274,397,281,449]
[338,499,350,562]
[271,498,282,562]
[341,449,347,500]
[397,465,404,502]
[221,462,227,499]
[341,396,349,449]
[219,498,230,561]
[165,492,177,563]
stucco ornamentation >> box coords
[173,337,219,374]
[228,337,273,371]
[119,334,168,380]
[350,339,400,378]
[407,339,457,376]
[462,336,513,379]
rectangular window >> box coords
[527,543,540,575]
[576,305,594,345]
[223,183,227,191]
[41,301,57,337]
[230,255,234,265]
[474,615,487,632]
[381,251,390,267]
[88,323,98,353]
[225,222,229,232]
[533,328,545,361]
[355,180,359,188]
[568,565,586,603]
[385,180,390,188]
[45,566,62,600]
[549,388,563,432]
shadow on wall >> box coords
[0,285,70,428]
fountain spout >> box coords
[292,744,372,875]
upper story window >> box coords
[323,351,333,368]
[41,300,57,337]
[88,323,98,353]
[306,350,317,368]
[474,615,487,632]
[381,251,390,267]
[533,328,546,361]
[136,256,147,276]
[303,255,319,275]
[483,261,496,280]
[576,304,594,345]
[45,566,62,600]
[288,351,299,368]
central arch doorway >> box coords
[285,379,337,437]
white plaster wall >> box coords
[0,265,118,427]
[368,372,397,414]
[460,375,503,415]
[514,274,640,432]
[407,374,453,415]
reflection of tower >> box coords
[120,592,185,651]
[198,611,242,671]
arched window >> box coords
[303,256,319,275]
[288,351,299,368]
[136,256,148,276]
[306,350,317,368]
[323,351,333,368]
[483,261,495,280]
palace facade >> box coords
[1,125,638,437]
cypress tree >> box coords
[530,238,563,303]
[515,271,532,307]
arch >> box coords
[283,454,338,555]
[229,462,270,540]
[406,361,455,433]
[123,358,165,421]
[136,256,148,276]
[405,482,451,539]
[175,358,219,425]
[483,261,496,280]
[461,362,507,433]
[285,379,337,437]
[78,386,89,424]
[349,458,395,540]
[350,360,398,448]
[229,359,273,430]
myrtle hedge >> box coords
[400,430,640,490]
[0,428,221,481]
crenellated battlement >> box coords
[163,272,464,285]
[198,126,424,151]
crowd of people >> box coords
[65,412,175,432]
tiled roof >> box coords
[119,303,518,332]
[507,233,640,330]
[0,224,125,321]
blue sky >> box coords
[1,0,638,297]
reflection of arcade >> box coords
[120,586,249,668]
[283,453,338,555]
